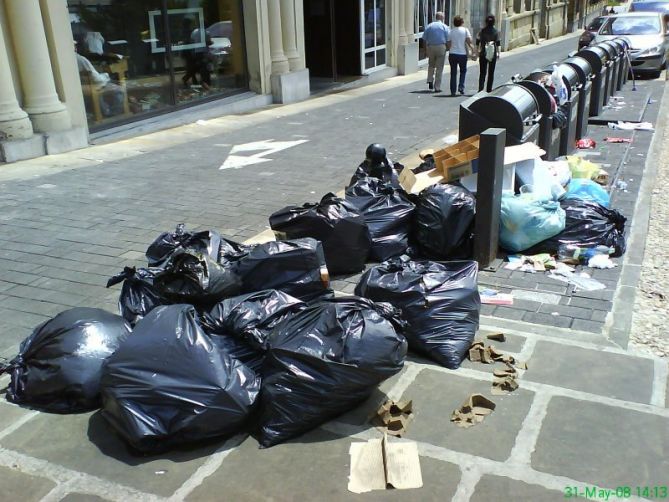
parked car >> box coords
[629,0,669,14]
[594,12,669,77]
[579,16,607,49]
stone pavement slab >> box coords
[524,341,655,404]
[532,396,669,489]
[186,429,461,502]
[398,369,535,462]
[470,474,565,502]
[59,494,112,502]
[0,464,56,501]
[0,411,224,497]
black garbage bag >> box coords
[355,258,480,369]
[257,297,407,447]
[526,199,627,257]
[153,249,242,305]
[146,223,222,267]
[106,267,165,326]
[413,155,435,174]
[208,334,265,375]
[219,237,253,266]
[552,107,568,129]
[203,290,305,351]
[348,144,403,187]
[100,304,260,453]
[234,238,333,302]
[0,308,130,413]
[345,178,415,261]
[269,193,372,275]
[414,183,476,259]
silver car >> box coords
[593,12,669,77]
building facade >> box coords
[0,0,607,163]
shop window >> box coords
[68,0,247,131]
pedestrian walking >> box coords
[423,11,450,93]
[447,16,476,96]
[477,15,501,92]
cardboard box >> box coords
[400,141,545,195]
[433,135,480,182]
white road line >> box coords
[651,358,668,407]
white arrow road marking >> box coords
[220,139,309,170]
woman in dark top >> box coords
[476,15,501,93]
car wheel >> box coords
[651,70,661,79]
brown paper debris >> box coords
[451,394,496,428]
[373,400,413,437]
[486,333,506,342]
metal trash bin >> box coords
[459,84,541,146]
[518,73,561,160]
[577,46,608,116]
[564,56,593,140]
[552,64,581,156]
[598,41,619,102]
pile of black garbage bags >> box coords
[0,143,627,455]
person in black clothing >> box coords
[476,15,501,93]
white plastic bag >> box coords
[485,42,495,62]
[551,65,568,105]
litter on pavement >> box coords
[451,394,496,428]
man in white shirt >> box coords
[422,12,450,93]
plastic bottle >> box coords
[557,244,613,263]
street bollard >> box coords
[474,128,506,269]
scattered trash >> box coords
[480,289,514,305]
[269,193,372,275]
[373,400,414,437]
[575,138,596,149]
[608,121,654,131]
[615,180,628,191]
[504,254,556,272]
[566,156,604,181]
[348,434,423,493]
[467,340,524,367]
[557,244,614,265]
[414,183,476,259]
[155,470,167,475]
[604,137,632,143]
[548,263,606,291]
[588,254,617,269]
[492,365,519,395]
[451,394,496,428]
[0,308,130,413]
[356,258,480,370]
[499,192,566,253]
[257,298,406,447]
[487,333,506,342]
[101,305,260,453]
[565,179,610,208]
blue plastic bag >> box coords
[500,193,566,253]
[565,179,610,208]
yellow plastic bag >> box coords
[566,156,600,180]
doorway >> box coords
[303,0,361,89]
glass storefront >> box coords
[361,0,386,72]
[68,0,247,131]
[415,0,450,61]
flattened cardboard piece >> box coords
[383,435,423,490]
[503,142,545,165]
[348,439,386,494]
[486,333,506,342]
[348,435,423,493]
[492,364,520,395]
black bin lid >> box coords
[517,80,554,115]
[576,46,608,74]
[609,38,627,53]
[613,37,631,50]
[467,84,539,140]
[597,41,618,59]
[564,56,593,85]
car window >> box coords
[588,17,605,31]
[601,16,661,35]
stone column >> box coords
[268,0,290,74]
[0,22,32,139]
[280,0,303,71]
[405,0,414,42]
[398,0,408,46]
[4,0,71,132]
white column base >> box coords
[0,112,33,140]
[0,125,88,163]
[0,134,44,163]
[29,107,72,134]
[271,68,310,104]
[398,42,419,75]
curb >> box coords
[606,76,669,349]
